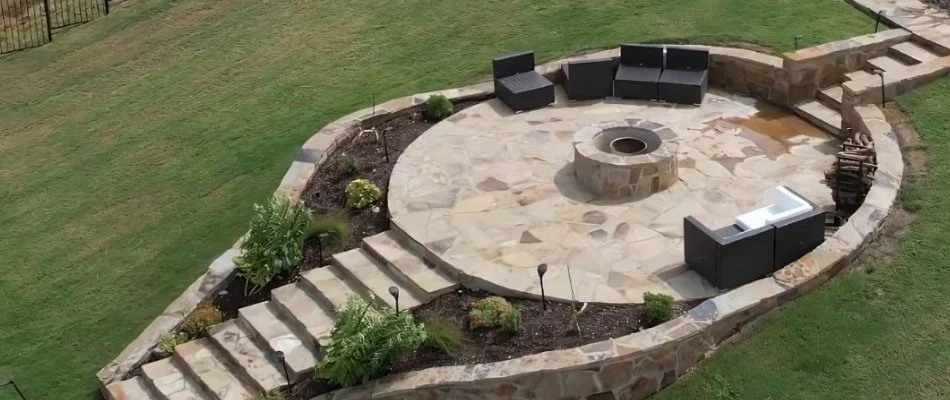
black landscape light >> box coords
[270,350,290,385]
[389,286,400,314]
[537,263,548,311]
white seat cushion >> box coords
[736,186,813,230]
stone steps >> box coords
[793,100,842,136]
[817,85,844,109]
[362,231,459,300]
[141,358,207,400]
[866,54,910,73]
[105,376,161,400]
[299,266,360,311]
[845,69,874,81]
[208,320,287,393]
[175,339,255,400]
[331,248,427,311]
[237,302,319,381]
[889,41,939,64]
[271,282,336,345]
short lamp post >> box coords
[537,263,548,311]
[875,10,884,33]
[271,351,290,386]
[794,35,803,50]
[873,69,886,107]
[1,378,27,400]
[389,286,400,314]
[316,232,329,266]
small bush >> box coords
[247,391,285,400]
[317,296,427,386]
[468,296,521,333]
[157,332,189,356]
[180,304,224,337]
[309,212,351,251]
[423,317,465,358]
[345,179,382,209]
[236,196,311,290]
[423,94,454,121]
[336,155,359,175]
[643,292,675,326]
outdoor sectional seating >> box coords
[562,58,615,100]
[658,47,709,105]
[492,51,555,112]
[684,186,826,289]
[614,44,664,101]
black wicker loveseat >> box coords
[492,51,555,112]
[658,47,709,105]
[561,58,615,100]
[614,44,664,101]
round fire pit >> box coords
[573,120,679,198]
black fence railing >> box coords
[0,0,107,55]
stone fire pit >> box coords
[573,119,679,198]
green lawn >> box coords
[0,1,873,399]
[655,79,950,400]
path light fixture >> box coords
[270,350,290,385]
[389,286,400,314]
[537,263,548,311]
[873,68,886,107]
[316,232,329,267]
[794,35,803,50]
[875,10,885,33]
[0,378,26,400]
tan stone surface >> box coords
[362,231,459,298]
[209,320,288,392]
[238,302,319,377]
[389,91,836,303]
[141,358,204,400]
[271,283,335,343]
[176,339,254,400]
[105,376,159,400]
[331,249,426,309]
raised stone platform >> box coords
[388,90,836,304]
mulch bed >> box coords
[923,0,950,12]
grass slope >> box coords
[0,0,871,398]
[655,79,950,400]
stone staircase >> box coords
[105,230,458,400]
[793,39,943,136]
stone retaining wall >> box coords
[841,56,950,127]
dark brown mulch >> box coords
[388,288,695,374]
[923,0,950,12]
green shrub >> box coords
[468,296,521,333]
[236,196,311,290]
[247,391,285,400]
[643,292,675,326]
[309,212,351,251]
[345,179,382,209]
[423,317,465,358]
[317,296,427,386]
[423,94,454,121]
[180,304,224,337]
[336,155,359,175]
[157,332,189,356]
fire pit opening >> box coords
[591,126,662,156]
[611,137,648,155]
[573,120,679,198]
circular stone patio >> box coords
[389,89,836,304]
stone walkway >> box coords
[850,0,950,50]
[389,89,836,304]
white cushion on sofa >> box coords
[735,186,813,231]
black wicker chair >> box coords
[614,44,663,101]
[492,51,555,112]
[684,217,776,290]
[658,47,709,105]
[561,58,615,100]
[772,188,826,269]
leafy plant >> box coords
[236,196,311,292]
[309,212,351,251]
[345,179,382,209]
[423,317,465,358]
[423,94,454,121]
[157,331,189,356]
[317,295,427,386]
[180,304,224,337]
[336,155,359,175]
[247,391,285,400]
[468,296,521,333]
[643,292,676,327]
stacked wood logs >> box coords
[825,129,877,214]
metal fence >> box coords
[0,0,108,54]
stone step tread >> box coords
[362,231,458,297]
[867,55,910,72]
[106,377,161,400]
[271,283,335,344]
[238,302,318,377]
[208,320,288,392]
[890,41,938,63]
[331,248,426,310]
[796,100,842,134]
[818,85,843,107]
[845,69,874,81]
[141,358,207,400]
[175,339,255,400]
[299,266,359,311]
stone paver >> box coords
[868,54,911,72]
[271,283,335,344]
[846,69,875,81]
[299,267,357,310]
[331,249,426,310]
[362,231,458,299]
[890,41,939,63]
[208,320,287,392]
[850,0,950,50]
[389,91,836,304]
[106,376,160,400]
[795,100,843,134]
[237,302,318,378]
[818,85,844,108]
[141,358,205,400]
[175,339,254,400]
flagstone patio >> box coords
[388,89,837,304]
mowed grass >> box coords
[655,79,950,400]
[0,0,871,398]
